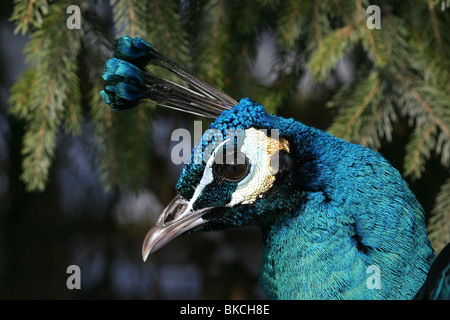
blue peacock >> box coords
[101,36,449,300]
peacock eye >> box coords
[223,162,249,181]
[219,154,250,182]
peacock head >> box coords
[142,98,300,261]
[100,36,303,261]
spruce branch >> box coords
[90,85,121,190]
[313,0,323,48]
[429,177,450,252]
[82,7,122,190]
[404,122,437,180]
[10,0,49,35]
[110,0,147,37]
[148,0,190,74]
[410,86,450,138]
[307,24,358,82]
[358,24,387,68]
[195,0,228,89]
[328,71,381,142]
[428,0,446,62]
[9,68,38,119]
[359,98,396,149]
[8,1,84,191]
[436,131,450,168]
[276,0,310,51]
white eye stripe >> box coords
[185,138,231,211]
[229,128,277,206]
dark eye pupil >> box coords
[218,153,250,182]
[223,163,248,180]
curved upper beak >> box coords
[142,194,211,261]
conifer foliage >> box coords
[8,0,449,251]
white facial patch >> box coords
[185,128,289,210]
[228,128,289,207]
[180,139,230,219]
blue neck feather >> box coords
[257,116,435,299]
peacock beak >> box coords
[142,194,211,261]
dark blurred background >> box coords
[0,0,448,299]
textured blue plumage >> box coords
[113,36,160,68]
[115,36,157,59]
[101,37,447,300]
[177,98,435,299]
[101,58,147,110]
